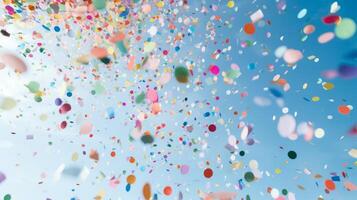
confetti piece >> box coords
[0,53,27,73]
[174,66,190,83]
[297,9,307,19]
[335,18,356,39]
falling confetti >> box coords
[0,1,356,200]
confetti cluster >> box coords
[0,0,356,200]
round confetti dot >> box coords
[141,134,154,144]
[282,189,288,195]
[338,105,350,115]
[227,1,235,8]
[180,165,190,175]
[129,156,136,163]
[243,23,255,35]
[174,66,189,83]
[282,107,289,113]
[3,194,11,200]
[324,179,336,190]
[55,98,62,106]
[203,168,213,178]
[59,103,71,114]
[163,186,172,196]
[28,4,35,11]
[54,26,60,32]
[244,171,255,182]
[248,160,258,169]
[209,65,220,75]
[60,121,67,129]
[239,151,245,156]
[208,124,216,132]
[288,151,297,159]
[126,175,136,184]
[303,25,315,35]
[314,128,325,138]
[335,18,356,39]
[322,82,334,90]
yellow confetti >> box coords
[227,1,235,8]
[322,82,334,90]
[312,96,320,102]
[72,152,79,161]
[156,1,164,8]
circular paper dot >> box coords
[314,128,325,138]
[180,165,190,175]
[282,189,288,195]
[59,103,71,114]
[3,194,11,200]
[227,1,235,8]
[338,105,350,115]
[303,25,315,35]
[335,18,356,39]
[126,175,136,184]
[209,65,220,75]
[55,98,62,106]
[208,124,216,132]
[60,121,67,129]
[163,186,172,196]
[244,171,255,182]
[174,66,189,83]
[288,151,297,159]
[203,168,213,178]
[243,23,255,35]
[54,26,60,32]
[249,160,259,169]
[325,179,336,191]
[239,151,245,156]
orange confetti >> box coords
[91,47,108,58]
[89,149,99,161]
[243,23,256,35]
[129,156,136,163]
[338,105,350,115]
[163,186,172,196]
[127,175,136,184]
[325,179,336,191]
[143,183,151,200]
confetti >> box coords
[0,1,355,199]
